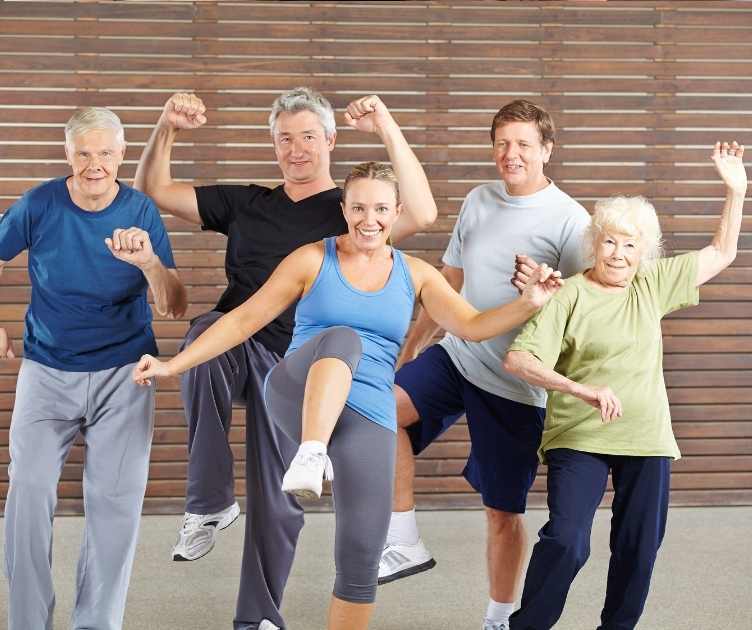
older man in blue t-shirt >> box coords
[1,107,186,630]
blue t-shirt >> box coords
[286,237,415,432]
[0,177,176,371]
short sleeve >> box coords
[0,195,33,261]
[195,185,253,235]
[441,198,467,268]
[641,252,700,316]
[507,297,571,369]
[144,200,176,269]
[556,207,590,279]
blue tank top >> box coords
[286,237,415,432]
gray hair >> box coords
[65,107,125,147]
[268,87,336,140]
[584,195,664,271]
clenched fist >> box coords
[160,93,207,130]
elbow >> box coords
[503,351,523,377]
[418,202,438,229]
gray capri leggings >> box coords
[264,326,396,604]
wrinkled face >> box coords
[592,230,644,288]
[65,128,125,203]
[492,120,552,196]
[273,110,335,185]
[341,178,402,252]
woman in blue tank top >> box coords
[134,162,562,630]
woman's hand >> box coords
[132,354,172,386]
[712,140,747,195]
[573,383,623,423]
[520,263,563,309]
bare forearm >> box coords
[141,260,187,319]
[402,306,443,359]
[503,350,582,396]
[134,123,177,194]
[379,122,437,232]
[454,297,538,343]
[711,189,745,261]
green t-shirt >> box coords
[508,252,699,463]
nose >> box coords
[290,137,306,155]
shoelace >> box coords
[295,451,334,481]
[180,512,204,533]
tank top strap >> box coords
[390,247,416,300]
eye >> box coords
[626,243,636,249]
[376,206,390,213]
[351,205,363,212]
[304,135,315,141]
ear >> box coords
[327,130,337,152]
[117,141,127,165]
[64,142,73,166]
[394,201,404,218]
[542,141,554,164]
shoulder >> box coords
[12,178,62,220]
[547,274,585,312]
[462,182,502,209]
[402,253,438,288]
[289,239,326,265]
[546,182,590,220]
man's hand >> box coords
[573,383,623,423]
[0,327,15,359]
[344,95,398,137]
[105,227,157,270]
[159,93,207,130]
[512,254,541,293]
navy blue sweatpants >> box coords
[509,449,670,630]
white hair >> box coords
[268,87,336,140]
[584,195,664,271]
[65,107,125,147]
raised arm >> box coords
[134,93,207,225]
[397,264,463,368]
[344,95,438,244]
[133,243,322,383]
[503,350,622,423]
[695,141,747,286]
[407,256,561,344]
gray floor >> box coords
[0,507,749,629]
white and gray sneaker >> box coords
[171,501,241,561]
[258,620,280,630]
[482,620,509,630]
[281,451,334,499]
[377,538,437,584]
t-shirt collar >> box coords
[496,177,557,207]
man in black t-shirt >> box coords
[135,88,437,630]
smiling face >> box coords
[272,109,335,186]
[341,177,402,252]
[65,127,125,208]
[492,120,552,196]
[590,230,644,288]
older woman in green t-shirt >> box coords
[503,141,746,630]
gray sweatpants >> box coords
[264,327,396,604]
[3,359,155,630]
[180,311,303,630]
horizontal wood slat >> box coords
[0,0,750,513]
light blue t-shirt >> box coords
[286,237,415,432]
[0,177,176,371]
[440,180,590,408]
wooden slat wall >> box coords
[0,0,750,513]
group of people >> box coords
[1,85,746,630]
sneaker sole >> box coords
[172,540,216,562]
[377,557,437,585]
[285,487,321,500]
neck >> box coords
[584,269,629,293]
[338,234,392,262]
[66,177,119,212]
[505,174,550,197]
[283,175,337,202]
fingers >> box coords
[165,92,207,127]
[346,95,380,120]
[132,354,156,386]
[107,227,149,253]
[599,389,623,423]
[514,254,539,271]
[0,328,14,359]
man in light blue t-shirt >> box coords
[1,107,186,630]
[379,100,590,630]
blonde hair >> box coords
[584,195,664,271]
[65,107,125,148]
[342,161,400,203]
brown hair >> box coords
[490,99,555,146]
[342,161,399,203]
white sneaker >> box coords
[377,538,436,584]
[171,501,241,561]
[281,451,334,499]
[482,620,509,630]
[258,620,280,630]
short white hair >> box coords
[268,87,336,140]
[584,195,664,270]
[65,107,125,147]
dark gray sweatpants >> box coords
[180,311,303,630]
[264,326,396,604]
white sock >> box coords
[297,440,327,456]
[386,508,419,545]
[485,599,515,625]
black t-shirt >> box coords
[195,184,347,355]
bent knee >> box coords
[314,326,362,370]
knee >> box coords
[540,519,591,565]
[486,508,525,538]
[314,326,362,368]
